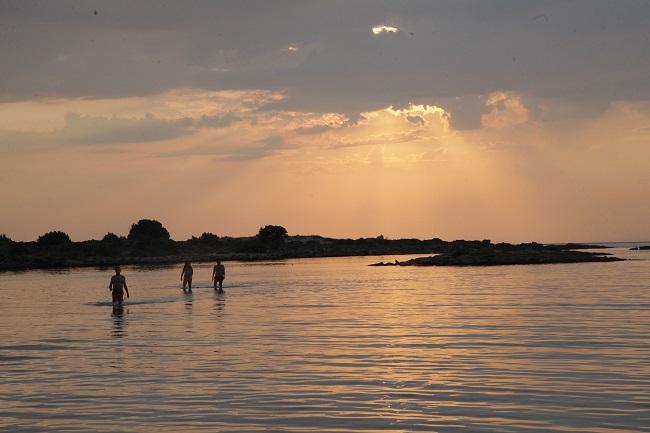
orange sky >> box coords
[1,2,649,243]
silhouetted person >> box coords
[212,260,225,292]
[109,266,129,307]
[181,261,193,292]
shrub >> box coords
[102,232,121,242]
[128,219,171,242]
[257,225,288,244]
[37,231,71,245]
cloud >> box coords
[2,0,648,123]
[314,104,447,151]
[0,90,255,149]
[416,147,447,160]
[59,112,194,144]
[482,141,519,151]
[406,115,425,125]
[196,113,241,129]
[481,92,529,129]
[0,129,44,150]
[372,25,398,35]
[66,110,240,145]
[221,135,298,161]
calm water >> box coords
[1,247,649,432]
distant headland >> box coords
[370,241,624,267]
[0,219,626,271]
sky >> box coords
[1,0,649,244]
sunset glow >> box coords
[1,1,649,243]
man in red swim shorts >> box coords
[109,266,130,306]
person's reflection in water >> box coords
[184,291,194,314]
[214,291,225,319]
[111,308,128,338]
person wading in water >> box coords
[212,260,225,292]
[181,261,194,293]
[109,266,130,307]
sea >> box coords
[1,244,649,432]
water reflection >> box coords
[2,253,648,432]
[184,291,193,314]
[131,263,177,272]
[110,308,128,338]
[214,292,225,318]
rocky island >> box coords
[370,241,623,266]
[0,220,624,271]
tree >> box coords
[257,225,288,244]
[128,219,170,242]
[98,232,124,257]
[37,231,71,245]
[193,232,220,246]
[102,232,121,242]
[127,219,176,256]
[198,232,220,243]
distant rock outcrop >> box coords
[370,242,623,266]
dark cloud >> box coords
[438,95,491,131]
[406,115,425,126]
[2,0,649,126]
[0,111,237,148]
[294,124,335,135]
[196,113,241,129]
[60,112,193,144]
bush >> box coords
[199,232,220,243]
[233,238,267,253]
[127,219,175,257]
[257,225,288,244]
[37,231,72,245]
[188,232,220,246]
[128,219,170,242]
[98,232,124,257]
[102,232,121,242]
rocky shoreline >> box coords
[0,234,625,271]
[370,242,624,267]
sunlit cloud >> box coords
[0,89,284,149]
[282,43,301,52]
[482,92,529,128]
[296,104,449,156]
[281,112,350,134]
[372,25,398,35]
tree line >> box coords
[0,220,291,268]
[1,219,459,270]
[2,220,288,247]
